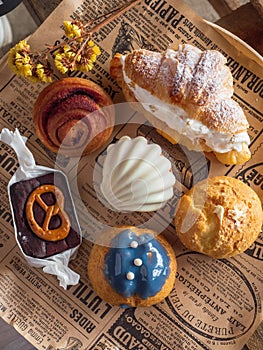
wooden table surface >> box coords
[1,1,262,349]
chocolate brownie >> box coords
[10,172,81,258]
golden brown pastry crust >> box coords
[174,176,263,258]
[33,77,115,156]
[87,226,176,307]
[110,46,251,164]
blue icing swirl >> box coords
[104,229,171,299]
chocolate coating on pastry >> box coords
[174,176,263,258]
[33,77,115,156]
[10,172,81,258]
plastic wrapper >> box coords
[0,128,82,289]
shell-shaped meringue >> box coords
[100,136,175,212]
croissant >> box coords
[33,77,115,157]
[110,44,251,165]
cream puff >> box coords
[174,176,262,258]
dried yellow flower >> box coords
[63,45,76,58]
[36,63,53,83]
[54,53,69,74]
[54,45,77,73]
[15,40,30,52]
[63,21,84,42]
[8,40,32,75]
[88,40,101,56]
[87,40,95,47]
[8,19,101,81]
[75,61,94,73]
[92,46,101,56]
[13,53,33,78]
[89,53,97,63]
[8,53,20,75]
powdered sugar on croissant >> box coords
[110,44,251,165]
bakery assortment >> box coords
[110,44,251,165]
[87,227,176,307]
[3,37,261,300]
[174,176,263,259]
[10,172,81,258]
[100,135,175,212]
[33,77,115,156]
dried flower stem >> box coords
[69,37,90,68]
[45,0,141,53]
[88,0,142,34]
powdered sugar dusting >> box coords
[122,44,250,148]
[228,204,247,230]
[167,46,200,101]
[127,49,161,82]
[186,49,230,105]
[203,98,249,133]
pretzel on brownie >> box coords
[26,184,70,241]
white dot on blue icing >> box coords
[134,258,143,266]
[126,271,135,280]
[104,229,170,299]
[130,240,138,248]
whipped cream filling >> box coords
[213,205,225,225]
[121,56,250,153]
